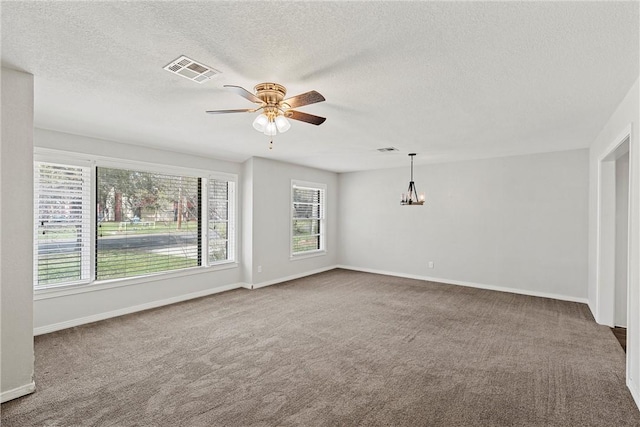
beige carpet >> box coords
[2,269,638,426]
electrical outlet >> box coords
[428,261,434,269]
[257,265,262,273]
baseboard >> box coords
[629,377,640,411]
[34,283,245,336]
[587,299,598,322]
[248,265,339,290]
[1,381,35,403]
[336,265,589,304]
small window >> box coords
[34,161,92,288]
[291,180,326,256]
[208,178,236,264]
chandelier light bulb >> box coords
[252,114,268,132]
[263,120,277,136]
[275,115,291,133]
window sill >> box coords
[34,262,239,301]
[290,250,326,261]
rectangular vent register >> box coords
[164,55,221,83]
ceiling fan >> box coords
[206,83,326,138]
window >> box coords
[96,167,201,280]
[34,161,92,288]
[208,178,236,264]
[33,156,237,290]
[291,180,326,256]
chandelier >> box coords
[400,153,425,205]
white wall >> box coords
[242,158,254,285]
[1,68,36,402]
[33,129,245,334]
[338,149,589,302]
[245,157,339,287]
[588,77,639,408]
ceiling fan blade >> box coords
[282,90,325,109]
[285,110,326,126]
[223,85,263,104]
[205,108,258,114]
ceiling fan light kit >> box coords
[275,115,291,133]
[251,111,291,135]
[401,153,425,206]
[252,114,269,131]
[206,82,326,147]
[264,120,277,136]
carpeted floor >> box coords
[2,269,638,426]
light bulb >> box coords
[275,115,291,133]
[264,121,277,136]
[252,114,268,132]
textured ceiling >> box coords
[1,1,638,172]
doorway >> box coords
[596,132,630,331]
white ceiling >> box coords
[1,1,638,172]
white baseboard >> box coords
[587,300,598,322]
[629,377,640,411]
[336,265,589,304]
[34,283,245,336]
[1,381,35,403]
[248,265,339,290]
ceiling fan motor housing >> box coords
[254,83,287,106]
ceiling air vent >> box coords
[377,147,399,152]
[163,55,221,84]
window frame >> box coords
[290,179,327,259]
[33,149,238,295]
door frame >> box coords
[595,124,631,331]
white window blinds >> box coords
[208,178,235,264]
[96,167,201,280]
[34,155,238,289]
[34,161,91,288]
[292,181,326,255]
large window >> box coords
[291,180,326,256]
[34,158,236,290]
[96,167,201,280]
